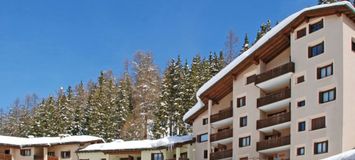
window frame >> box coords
[308,41,324,58]
[309,19,324,34]
[297,100,306,108]
[314,141,328,154]
[239,116,248,128]
[61,151,71,159]
[311,116,326,131]
[298,121,306,132]
[239,136,251,148]
[297,75,305,84]
[202,118,208,125]
[319,88,336,104]
[203,150,208,159]
[197,133,208,143]
[237,96,246,108]
[317,63,333,79]
[20,149,31,156]
[296,27,307,39]
[297,147,305,156]
[151,153,164,160]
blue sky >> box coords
[0,0,315,110]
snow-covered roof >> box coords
[183,1,355,122]
[0,135,104,147]
[79,135,194,152]
[322,149,355,160]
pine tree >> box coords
[30,97,58,136]
[254,20,272,44]
[56,87,73,134]
[240,34,250,54]
[71,82,87,135]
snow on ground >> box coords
[0,135,104,147]
[183,1,355,122]
[322,149,355,160]
[80,135,193,152]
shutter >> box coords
[308,46,312,58]
[151,153,154,160]
[319,91,323,104]
[317,67,321,79]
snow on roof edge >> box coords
[79,135,194,152]
[183,1,355,122]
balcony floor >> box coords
[211,117,233,128]
[258,98,290,112]
[258,145,290,154]
[256,73,292,92]
[258,122,291,133]
[211,137,233,146]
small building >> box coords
[77,135,195,160]
[0,135,104,160]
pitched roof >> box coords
[78,135,194,152]
[0,135,104,147]
[183,1,355,124]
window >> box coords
[48,152,55,156]
[317,64,333,79]
[246,74,256,84]
[352,39,355,51]
[240,116,247,127]
[197,133,208,143]
[4,150,10,155]
[297,28,307,39]
[239,136,251,147]
[297,100,306,107]
[319,88,336,103]
[312,116,326,130]
[61,151,71,159]
[297,147,305,156]
[20,149,31,156]
[309,19,324,33]
[297,76,305,84]
[202,118,208,125]
[237,96,246,108]
[314,141,328,154]
[203,150,208,159]
[298,121,306,132]
[309,42,324,58]
[151,153,163,160]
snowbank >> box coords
[322,149,355,160]
[183,1,355,122]
[0,135,104,147]
[79,135,193,152]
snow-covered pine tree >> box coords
[71,81,87,135]
[131,51,161,139]
[30,96,58,136]
[56,87,73,135]
[254,20,272,44]
[240,34,250,54]
[117,67,134,138]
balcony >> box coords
[257,136,291,153]
[257,88,291,112]
[0,154,12,160]
[255,62,294,92]
[257,112,291,133]
[210,129,233,145]
[210,149,233,160]
[210,107,233,128]
[48,156,59,160]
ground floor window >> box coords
[151,153,163,160]
[61,151,71,158]
[20,149,31,156]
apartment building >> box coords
[0,135,103,160]
[183,2,355,160]
[77,135,195,160]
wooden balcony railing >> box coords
[0,154,12,160]
[48,156,59,160]
[210,128,233,142]
[257,88,291,108]
[255,62,295,84]
[210,149,233,160]
[210,107,233,123]
[256,136,291,151]
[257,112,291,129]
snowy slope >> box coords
[80,135,193,152]
[183,1,355,122]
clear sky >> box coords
[0,0,315,110]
